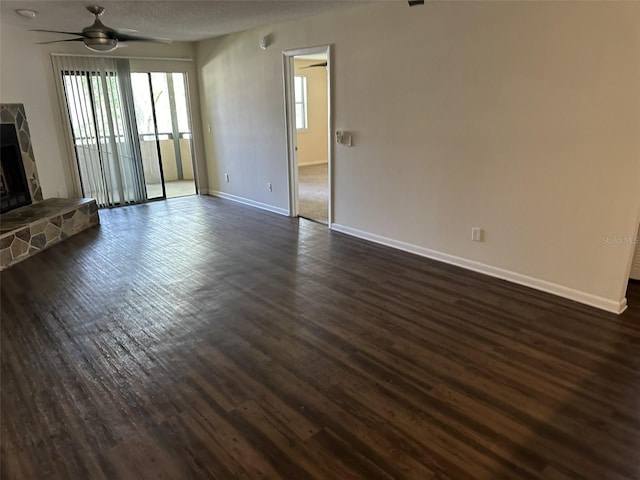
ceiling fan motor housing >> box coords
[82,19,118,52]
[83,12,118,51]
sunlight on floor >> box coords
[146,180,197,199]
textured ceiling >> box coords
[1,1,370,42]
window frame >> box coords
[294,75,308,131]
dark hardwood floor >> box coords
[2,195,640,479]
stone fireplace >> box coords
[0,104,42,208]
[0,103,99,270]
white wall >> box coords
[0,24,207,197]
[198,31,290,208]
[1,24,70,198]
[197,1,640,312]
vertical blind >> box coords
[51,54,147,208]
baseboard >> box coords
[331,223,627,315]
[298,161,328,167]
[206,190,289,217]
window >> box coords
[294,76,308,130]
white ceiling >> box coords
[1,1,371,43]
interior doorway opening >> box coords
[283,46,332,226]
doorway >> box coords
[130,72,197,200]
[283,46,332,225]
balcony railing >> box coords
[72,132,194,185]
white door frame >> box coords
[282,45,332,226]
[626,213,640,280]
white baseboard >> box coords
[331,223,627,315]
[206,190,289,217]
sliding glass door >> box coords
[131,72,196,200]
[55,54,197,206]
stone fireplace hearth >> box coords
[0,103,99,270]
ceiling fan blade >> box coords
[37,38,85,44]
[31,29,84,36]
[33,5,171,49]
[114,32,172,44]
[300,62,328,69]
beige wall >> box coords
[0,24,206,197]
[197,1,640,311]
[1,24,70,198]
[294,59,328,166]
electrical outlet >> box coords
[472,227,483,242]
[224,173,229,183]
[267,182,272,192]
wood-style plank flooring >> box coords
[2,195,640,479]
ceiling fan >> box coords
[33,5,172,53]
[300,62,327,69]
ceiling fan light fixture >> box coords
[84,37,118,52]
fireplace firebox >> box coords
[1,124,32,214]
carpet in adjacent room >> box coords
[298,163,328,224]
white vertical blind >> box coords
[51,55,147,207]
